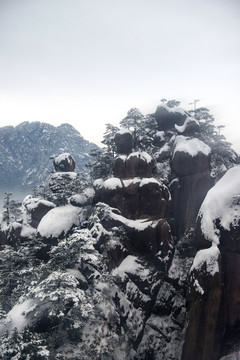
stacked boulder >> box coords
[154,105,213,235]
[94,129,173,259]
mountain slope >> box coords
[0,122,97,191]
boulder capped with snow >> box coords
[37,205,84,240]
[183,166,240,360]
[125,152,153,178]
[196,166,240,247]
[94,203,173,258]
[94,177,170,220]
[171,135,211,176]
[155,105,188,131]
[53,153,76,172]
[183,244,223,360]
[113,151,153,178]
[175,116,200,135]
[114,129,133,155]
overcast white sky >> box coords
[0,0,239,151]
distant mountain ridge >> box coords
[0,121,97,192]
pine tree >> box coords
[166,99,181,108]
[2,192,12,225]
[85,148,114,181]
[192,106,239,179]
[102,123,119,157]
[120,108,144,150]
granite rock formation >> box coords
[0,104,239,360]
[53,153,76,172]
[183,166,240,360]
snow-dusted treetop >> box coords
[199,165,240,244]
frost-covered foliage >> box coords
[0,201,189,360]
[192,107,239,179]
[85,148,114,181]
[87,102,238,185]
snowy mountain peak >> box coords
[0,121,97,192]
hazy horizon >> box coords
[0,0,239,151]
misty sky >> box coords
[0,0,240,151]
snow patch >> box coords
[110,208,158,231]
[173,135,211,157]
[128,151,152,164]
[93,178,104,189]
[155,131,165,141]
[139,177,161,187]
[175,116,199,133]
[116,128,132,135]
[37,205,83,238]
[199,166,240,244]
[103,177,122,190]
[22,196,56,211]
[112,255,150,278]
[50,171,77,180]
[190,244,220,276]
[0,299,37,334]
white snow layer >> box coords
[175,116,199,133]
[116,128,132,135]
[102,177,122,190]
[50,171,77,180]
[109,208,158,231]
[0,299,37,334]
[37,205,82,238]
[98,177,163,192]
[199,165,240,244]
[173,135,211,157]
[155,131,165,141]
[22,195,56,211]
[112,255,149,278]
[128,151,152,164]
[190,244,220,276]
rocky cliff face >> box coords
[0,104,239,360]
[0,121,96,192]
[183,166,240,360]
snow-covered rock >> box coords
[198,165,240,245]
[22,195,56,228]
[53,152,76,172]
[114,129,133,154]
[171,135,211,176]
[37,205,84,239]
[175,116,200,135]
[94,177,170,220]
